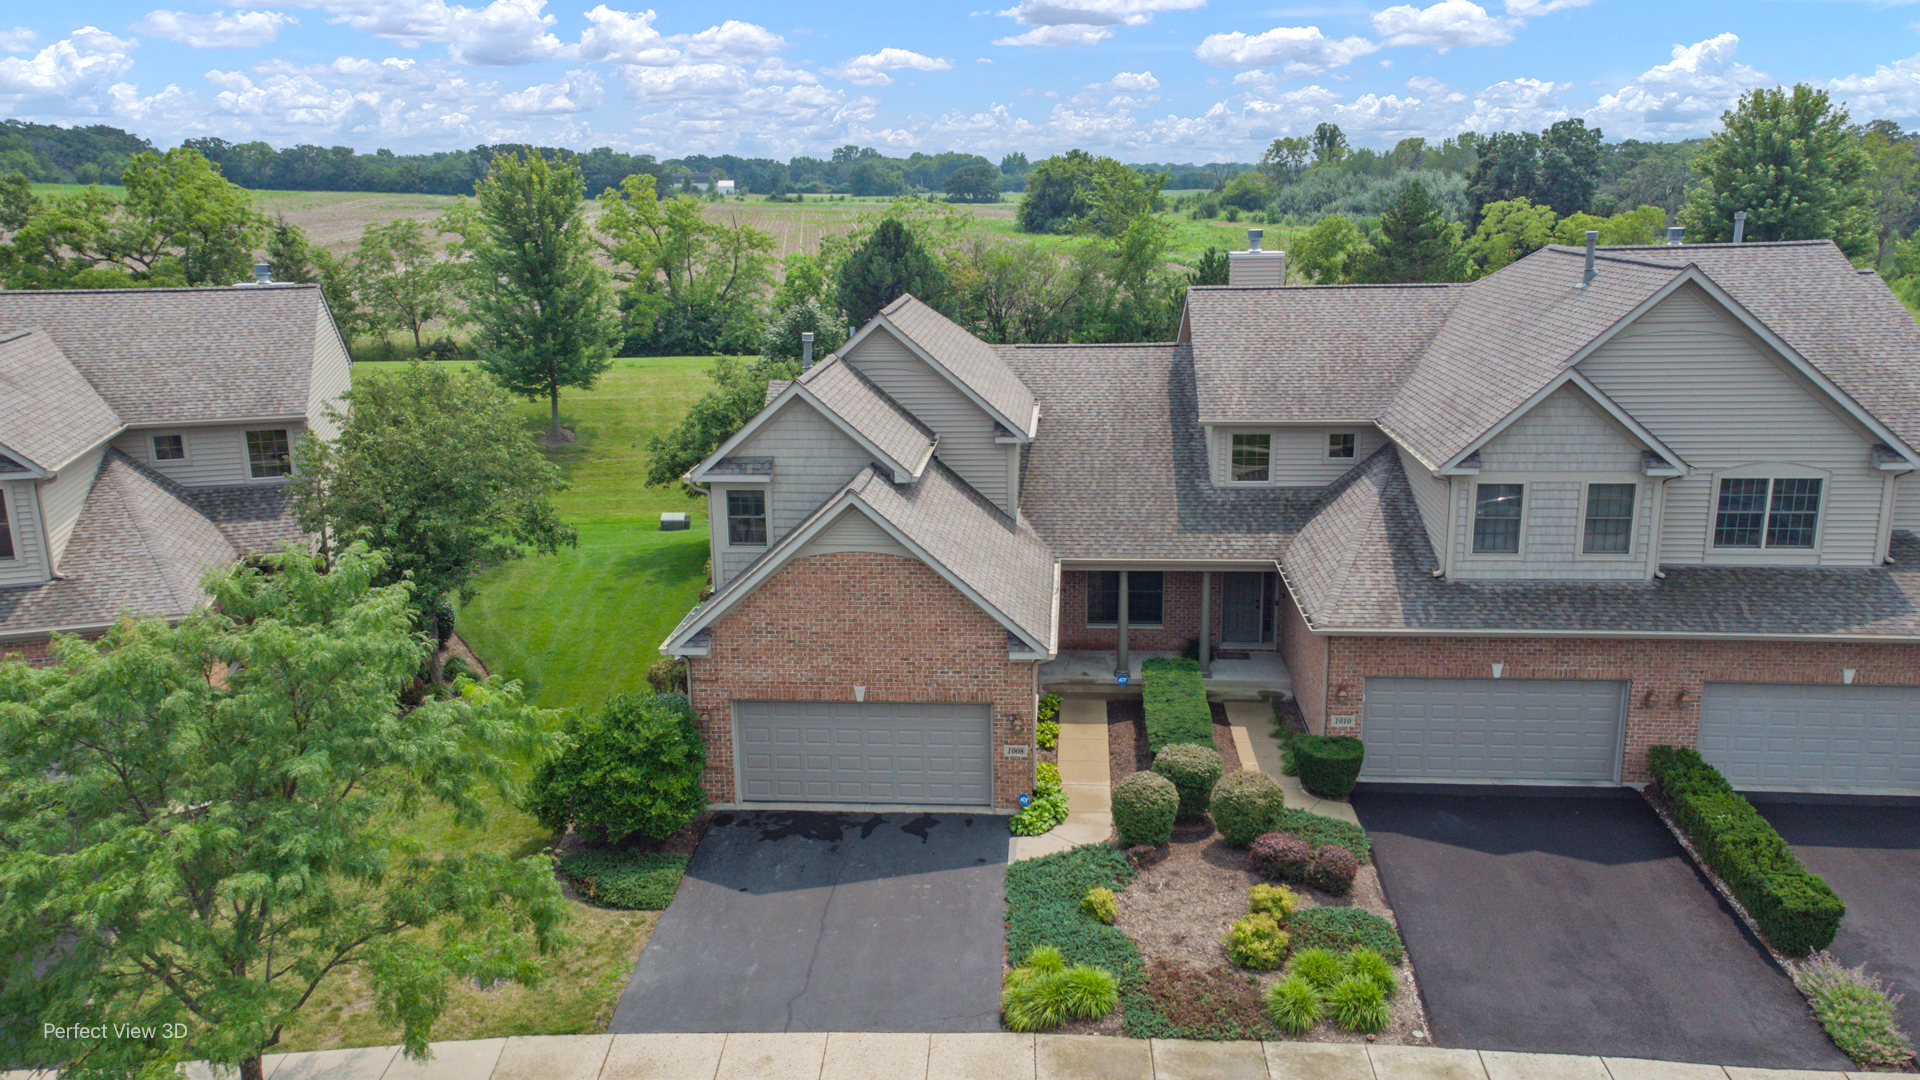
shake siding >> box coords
[1399,453,1450,562]
[1578,283,1885,566]
[842,329,1009,512]
[43,444,103,569]
[112,423,307,488]
[0,481,48,586]
[793,508,910,560]
[714,398,873,587]
[1210,425,1389,486]
[306,307,353,441]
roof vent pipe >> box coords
[1247,228,1263,252]
[1732,211,1747,244]
[253,263,271,284]
[1666,227,1684,246]
[1583,230,1598,287]
[800,331,814,372]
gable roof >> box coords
[689,355,936,484]
[1281,444,1436,624]
[0,285,332,426]
[868,295,1038,437]
[0,328,123,471]
[664,460,1058,655]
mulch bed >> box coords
[1106,699,1242,787]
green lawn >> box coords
[348,355,717,712]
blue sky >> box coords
[0,0,1912,161]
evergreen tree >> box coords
[1679,84,1874,259]
[835,217,950,325]
[1354,181,1471,284]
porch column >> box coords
[1115,569,1130,680]
[1198,571,1212,677]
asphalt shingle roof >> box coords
[0,329,122,470]
[791,355,936,474]
[1003,342,1323,561]
[0,285,327,426]
[881,295,1038,435]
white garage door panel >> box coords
[1699,683,1920,794]
[734,700,993,805]
[1361,677,1626,782]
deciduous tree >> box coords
[356,218,452,351]
[1288,214,1370,284]
[598,172,775,356]
[1464,197,1558,275]
[1679,84,1873,259]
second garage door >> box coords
[733,700,993,806]
[1699,682,1920,794]
[1361,677,1627,783]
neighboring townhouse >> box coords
[0,282,349,660]
[663,234,1920,809]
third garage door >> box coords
[1699,682,1920,794]
[1361,677,1626,783]
[733,699,993,806]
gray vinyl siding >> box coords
[307,307,353,442]
[794,508,910,561]
[1210,425,1388,487]
[1578,283,1887,567]
[112,423,307,488]
[0,481,48,586]
[1898,472,1920,537]
[43,444,104,569]
[714,398,874,587]
[1448,385,1653,581]
[1399,453,1450,563]
[843,327,1010,513]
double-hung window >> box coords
[1086,571,1164,626]
[245,429,291,478]
[1472,484,1524,554]
[1713,477,1821,549]
[0,496,13,559]
[1582,483,1636,554]
[1327,432,1356,460]
[726,489,767,546]
[1230,434,1270,483]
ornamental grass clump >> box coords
[1001,945,1120,1032]
[1113,770,1179,846]
[1791,951,1915,1068]
[1223,912,1290,970]
[1276,947,1398,1035]
[1152,743,1225,820]
[1211,769,1286,847]
[1265,973,1324,1034]
[1286,947,1346,991]
[1328,974,1390,1032]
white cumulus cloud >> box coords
[994,24,1113,46]
[1588,33,1767,138]
[1827,53,1920,120]
[1371,0,1517,51]
[994,0,1203,48]
[1,27,37,52]
[827,47,952,87]
[498,68,603,114]
[0,27,137,101]
[1107,70,1159,91]
[1194,25,1379,75]
[573,6,676,66]
[276,0,563,65]
[1503,0,1593,13]
[134,9,296,49]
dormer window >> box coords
[1327,433,1356,460]
[152,434,186,462]
[1472,484,1524,554]
[726,489,767,546]
[1230,433,1270,482]
[0,497,13,559]
[245,429,291,478]
[1713,477,1821,549]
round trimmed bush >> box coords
[1112,770,1178,846]
[1152,743,1225,820]
[524,691,708,844]
[1211,769,1286,846]
[1307,845,1360,896]
[1249,832,1314,883]
[1082,886,1118,925]
[1248,883,1298,920]
[1223,912,1290,969]
[1294,735,1366,798]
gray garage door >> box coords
[733,700,993,805]
[1699,682,1920,794]
[1361,677,1627,783]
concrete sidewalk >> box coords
[1010,696,1112,862]
[62,1033,1886,1080]
[1224,700,1359,824]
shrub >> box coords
[1292,735,1366,798]
[1010,761,1068,836]
[1142,656,1214,752]
[555,850,690,910]
[1307,845,1361,896]
[1270,808,1372,863]
[1648,744,1845,954]
[1266,974,1324,1034]
[1343,947,1399,998]
[1004,845,1140,984]
[1249,833,1315,883]
[1248,883,1298,920]
[1791,952,1915,1068]
[645,655,688,694]
[1153,743,1225,819]
[524,692,708,844]
[1082,886,1118,925]
[1328,974,1389,1033]
[1291,907,1404,964]
[1002,944,1121,1032]
[1223,913,1290,970]
[1113,770,1179,846]
[1036,720,1060,749]
[1212,770,1286,847]
[1038,693,1062,723]
[1286,947,1346,991]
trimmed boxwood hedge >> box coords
[1142,656,1214,753]
[1293,735,1366,799]
[1648,745,1845,955]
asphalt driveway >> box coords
[1752,797,1920,1040]
[1351,787,1849,1070]
[608,810,1008,1033]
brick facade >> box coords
[687,550,1037,810]
[1276,587,1326,733]
[1313,634,1920,783]
[1057,570,1238,653]
[1,637,60,666]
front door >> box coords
[1222,572,1273,644]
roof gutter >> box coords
[1303,624,1920,645]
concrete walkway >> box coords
[1010,696,1112,861]
[1224,700,1359,825]
[113,1033,1886,1080]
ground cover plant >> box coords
[555,850,690,910]
[1001,946,1120,1032]
[1288,906,1405,964]
[1141,657,1214,752]
[1648,745,1844,954]
[1789,952,1916,1068]
[1011,761,1070,836]
[1269,807,1372,862]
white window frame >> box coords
[725,487,768,548]
[0,486,17,562]
[1225,431,1272,486]
[1576,480,1639,560]
[243,428,293,482]
[1705,463,1829,559]
[1325,431,1358,461]
[1468,481,1527,558]
[150,432,190,465]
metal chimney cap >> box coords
[1666,227,1684,246]
[1247,228,1263,253]
[253,263,271,283]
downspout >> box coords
[1198,571,1212,677]
[1115,570,1130,681]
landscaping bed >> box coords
[553,811,712,910]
